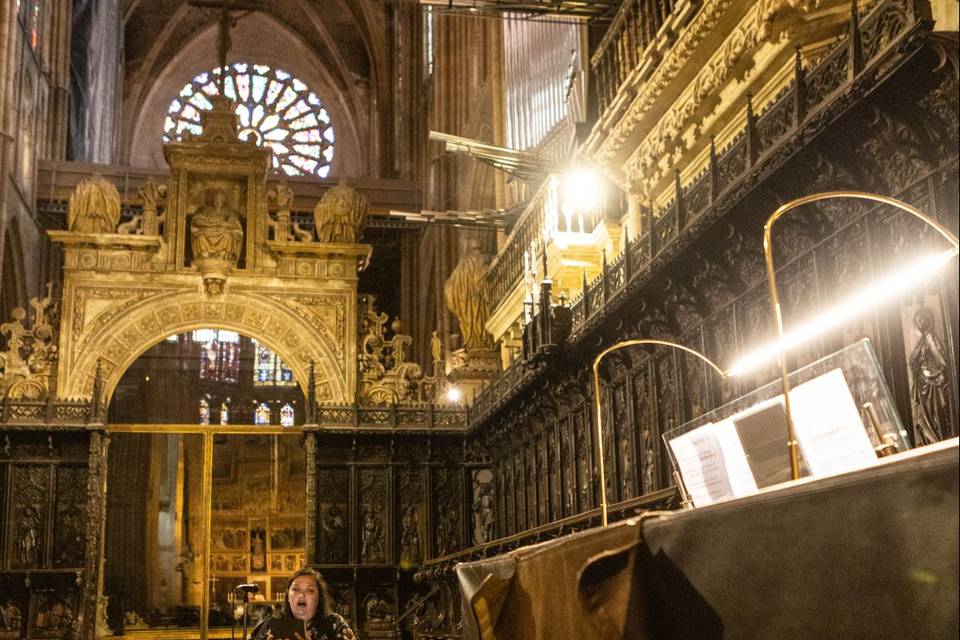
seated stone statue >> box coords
[67,175,121,233]
[190,188,244,266]
[313,178,368,243]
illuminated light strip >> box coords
[727,248,958,377]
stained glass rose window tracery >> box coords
[163,62,335,177]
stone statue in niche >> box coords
[67,175,121,233]
[191,187,244,266]
[319,505,347,561]
[444,241,494,351]
[909,305,951,445]
[399,505,421,564]
[15,506,40,566]
[313,178,368,243]
[360,507,385,563]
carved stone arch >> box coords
[59,290,350,406]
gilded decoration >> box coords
[313,177,369,243]
[49,95,365,406]
[0,284,58,399]
[67,175,121,233]
[587,0,851,196]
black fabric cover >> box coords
[457,440,959,640]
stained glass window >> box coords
[253,340,295,387]
[199,399,210,425]
[280,403,295,427]
[220,403,230,426]
[163,62,335,177]
[195,329,240,383]
[255,402,271,425]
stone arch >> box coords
[60,290,349,406]
[123,12,366,176]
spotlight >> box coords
[446,386,463,403]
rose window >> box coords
[163,62,335,177]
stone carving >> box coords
[444,241,494,350]
[314,178,368,243]
[67,175,121,233]
[358,296,447,404]
[138,178,168,235]
[269,182,313,241]
[0,284,58,398]
[909,305,952,445]
[190,187,244,267]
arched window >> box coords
[195,329,240,383]
[163,62,335,177]
[253,340,295,387]
[280,403,295,427]
[254,402,271,425]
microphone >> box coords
[235,583,260,594]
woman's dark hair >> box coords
[281,568,333,627]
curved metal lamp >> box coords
[761,191,960,480]
[592,339,725,526]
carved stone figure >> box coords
[314,178,368,243]
[431,330,443,364]
[444,241,494,350]
[67,175,121,233]
[910,306,951,445]
[268,182,297,241]
[190,188,244,266]
[138,178,168,235]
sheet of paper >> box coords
[789,367,877,476]
[669,422,757,507]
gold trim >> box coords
[592,339,724,526]
[762,190,960,480]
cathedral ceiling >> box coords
[119,0,381,170]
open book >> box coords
[669,368,878,507]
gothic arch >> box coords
[123,12,366,176]
[59,289,350,407]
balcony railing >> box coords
[591,0,683,119]
[471,0,930,429]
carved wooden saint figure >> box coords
[444,241,494,350]
[360,506,385,563]
[191,187,244,266]
[15,506,40,566]
[909,305,951,445]
[314,178,368,243]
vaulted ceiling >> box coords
[119,0,386,174]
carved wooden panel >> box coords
[52,466,87,568]
[315,467,349,564]
[358,467,389,564]
[9,465,50,570]
[396,467,424,565]
[431,466,462,557]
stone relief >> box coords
[190,187,245,267]
[0,284,58,399]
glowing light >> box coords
[560,167,603,218]
[446,387,463,403]
[727,249,958,377]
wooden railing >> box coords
[591,0,681,119]
[471,0,931,429]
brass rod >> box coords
[761,190,959,481]
[200,432,214,640]
[592,339,724,526]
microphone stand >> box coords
[241,589,252,640]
